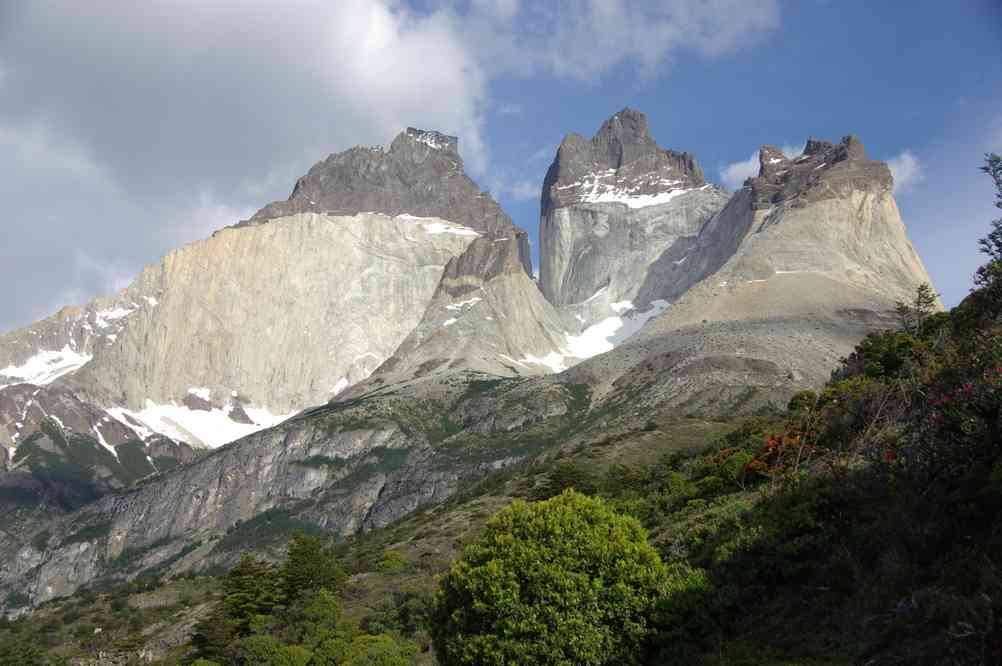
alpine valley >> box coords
[0,109,946,662]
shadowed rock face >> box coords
[748,135,891,210]
[541,108,705,217]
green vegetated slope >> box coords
[3,155,1002,665]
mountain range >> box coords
[0,108,935,610]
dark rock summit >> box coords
[747,135,892,210]
[541,108,705,216]
[248,127,525,251]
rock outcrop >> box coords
[538,109,730,328]
[364,236,570,384]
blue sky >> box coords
[0,0,1000,332]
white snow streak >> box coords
[422,222,480,236]
[107,401,293,449]
[0,346,93,386]
[519,300,670,373]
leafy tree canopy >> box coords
[431,489,666,666]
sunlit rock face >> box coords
[0,128,526,451]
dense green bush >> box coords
[431,489,666,665]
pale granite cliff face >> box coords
[363,236,571,385]
[538,109,730,329]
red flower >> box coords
[884,449,897,463]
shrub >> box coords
[281,534,346,604]
[431,489,666,666]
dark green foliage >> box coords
[895,283,939,334]
[296,454,345,469]
[113,440,158,480]
[787,389,817,414]
[190,534,426,666]
[222,556,283,633]
[0,633,43,665]
[280,534,346,604]
[61,520,112,546]
[30,529,50,552]
[431,490,666,666]
[534,460,601,499]
[332,632,418,665]
[3,592,29,609]
[106,536,172,573]
[213,507,326,553]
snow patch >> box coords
[91,422,119,461]
[519,351,568,373]
[610,301,634,314]
[583,186,700,208]
[94,306,135,328]
[414,132,448,150]
[569,170,706,209]
[519,300,670,374]
[422,222,480,237]
[1,346,93,386]
[107,401,294,449]
[187,387,211,401]
[563,300,670,360]
[443,318,458,327]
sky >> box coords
[1,0,1000,333]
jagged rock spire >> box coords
[541,108,704,216]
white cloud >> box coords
[719,153,759,190]
[887,150,924,194]
[719,143,801,190]
[462,0,780,81]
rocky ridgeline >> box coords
[0,109,939,612]
[248,127,531,274]
[749,135,892,209]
